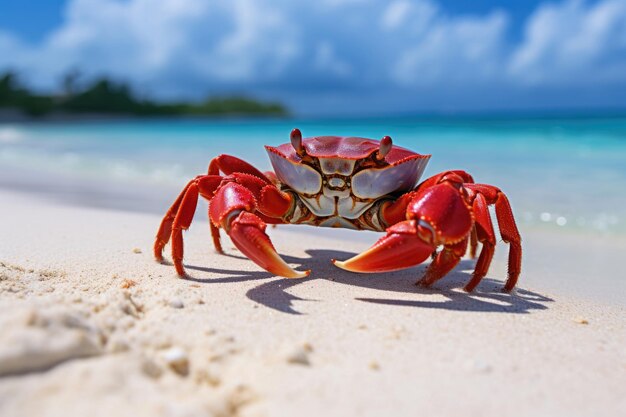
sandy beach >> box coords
[0,188,624,417]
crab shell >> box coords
[265,136,431,199]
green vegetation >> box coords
[0,72,288,118]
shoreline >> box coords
[3,108,626,124]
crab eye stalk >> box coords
[376,136,392,160]
[290,128,305,156]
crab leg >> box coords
[169,176,224,275]
[154,175,223,263]
[170,182,200,275]
[466,184,522,292]
[417,169,475,191]
[463,193,496,292]
[416,237,469,288]
[494,193,522,292]
[469,226,479,259]
[210,182,308,278]
[208,154,270,182]
[154,179,196,263]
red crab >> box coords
[154,129,521,292]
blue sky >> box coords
[1,0,625,115]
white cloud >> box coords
[381,0,436,32]
[314,42,352,77]
[392,9,508,86]
[510,0,626,85]
[1,0,300,95]
[0,0,625,110]
[381,1,413,30]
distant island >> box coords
[0,72,288,119]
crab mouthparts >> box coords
[327,177,346,188]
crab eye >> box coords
[377,136,392,160]
[290,128,305,155]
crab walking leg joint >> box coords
[155,129,522,292]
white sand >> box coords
[1,190,625,417]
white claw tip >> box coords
[286,269,310,279]
[331,259,350,271]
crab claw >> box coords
[332,220,435,273]
[228,211,310,278]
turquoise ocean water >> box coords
[1,115,625,237]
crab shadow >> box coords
[184,249,552,315]
[183,264,274,284]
